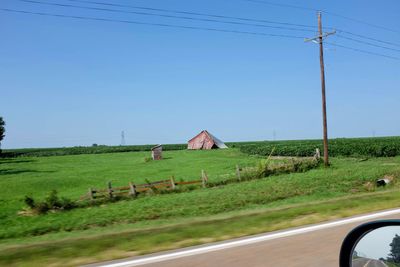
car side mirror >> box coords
[340,220,400,267]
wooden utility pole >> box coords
[318,12,329,167]
[305,12,335,167]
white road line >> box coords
[363,259,371,267]
[97,208,400,267]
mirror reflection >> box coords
[352,226,400,267]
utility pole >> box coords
[305,12,335,167]
[120,131,125,146]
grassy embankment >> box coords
[0,148,400,266]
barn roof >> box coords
[188,130,228,149]
[206,131,228,149]
[151,144,162,150]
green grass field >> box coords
[1,148,400,266]
[0,149,261,239]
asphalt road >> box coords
[352,258,389,267]
[86,208,400,267]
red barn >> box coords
[187,130,228,150]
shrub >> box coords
[59,197,76,210]
[36,202,50,214]
[24,190,76,214]
[24,196,35,209]
[207,158,320,187]
[45,190,62,209]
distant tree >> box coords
[388,234,400,263]
[0,117,5,150]
[352,250,359,259]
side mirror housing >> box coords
[340,220,400,267]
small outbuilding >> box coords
[187,130,228,150]
[151,144,163,160]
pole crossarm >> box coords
[304,30,336,43]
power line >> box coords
[336,35,400,53]
[56,0,400,48]
[242,0,400,48]
[323,10,400,35]
[242,0,316,12]
[120,131,125,146]
[18,0,316,33]
[2,7,399,61]
[0,8,306,39]
[336,30,400,48]
[65,0,318,29]
[325,42,400,61]
[240,0,400,34]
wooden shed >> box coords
[151,145,163,160]
[187,130,228,150]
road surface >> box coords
[86,208,400,267]
[353,258,389,267]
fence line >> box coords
[81,170,211,201]
[80,155,320,202]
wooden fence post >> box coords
[107,181,113,199]
[236,164,241,181]
[170,176,176,190]
[201,170,208,188]
[314,148,321,161]
[88,188,94,200]
[129,182,136,197]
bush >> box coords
[45,190,62,209]
[24,196,35,209]
[24,190,77,214]
[59,197,77,210]
[143,157,152,163]
[207,158,321,187]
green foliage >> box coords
[24,196,35,209]
[24,190,76,214]
[0,117,5,151]
[3,136,400,158]
[1,143,186,158]
[207,158,320,188]
[239,137,400,158]
[143,157,152,163]
[45,190,61,208]
[388,234,400,264]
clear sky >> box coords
[1,0,399,148]
[355,226,400,260]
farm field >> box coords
[1,144,400,266]
[3,136,400,158]
[0,149,261,240]
[237,136,400,157]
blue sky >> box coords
[1,0,400,148]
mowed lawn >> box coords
[1,149,400,266]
